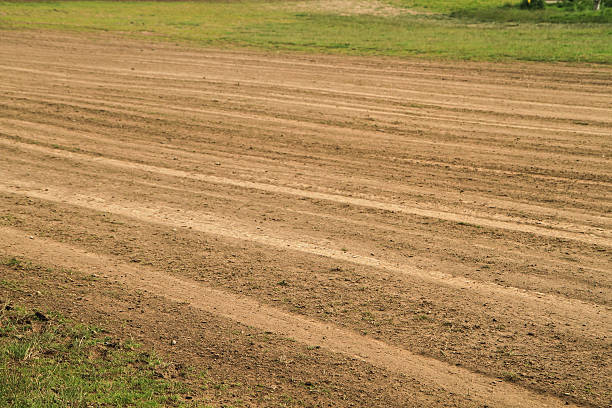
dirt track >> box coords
[0,31,611,407]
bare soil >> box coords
[271,0,420,17]
[0,31,610,407]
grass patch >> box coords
[452,2,612,23]
[502,370,520,382]
[2,257,24,269]
[0,280,23,292]
[0,214,20,226]
[0,1,610,62]
[387,0,511,13]
[0,305,197,407]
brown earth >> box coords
[0,31,610,407]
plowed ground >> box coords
[0,31,610,407]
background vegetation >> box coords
[0,0,610,63]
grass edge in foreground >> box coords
[0,302,204,407]
[0,256,215,407]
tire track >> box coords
[4,82,612,144]
[4,120,608,232]
[3,141,611,297]
[0,226,583,408]
[4,32,611,89]
[3,93,612,187]
[0,178,608,340]
[2,50,611,107]
[2,64,611,136]
[2,138,609,246]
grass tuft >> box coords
[0,306,195,407]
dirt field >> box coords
[0,31,610,407]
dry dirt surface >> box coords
[0,31,611,407]
[271,0,420,17]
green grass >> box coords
[2,257,24,269]
[0,1,610,63]
[387,0,511,13]
[452,2,612,23]
[390,0,612,16]
[0,305,197,407]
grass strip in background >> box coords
[0,1,610,63]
